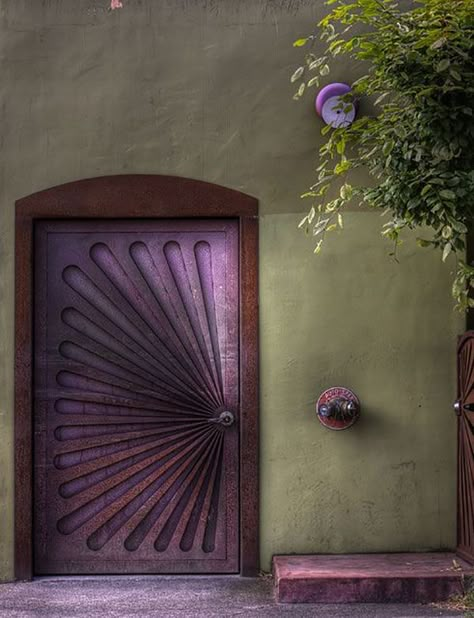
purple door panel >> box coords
[34,219,239,574]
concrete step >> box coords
[273,553,474,604]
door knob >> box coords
[210,411,235,427]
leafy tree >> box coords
[293,0,474,310]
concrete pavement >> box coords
[0,576,465,618]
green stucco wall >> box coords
[0,1,463,580]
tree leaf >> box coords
[293,38,308,47]
[436,58,450,72]
[340,183,353,200]
[298,215,308,228]
[442,225,452,239]
[312,218,330,236]
[336,139,346,155]
[314,240,323,254]
[430,37,447,50]
[439,189,456,200]
[309,58,325,70]
[335,160,351,174]
[382,140,395,156]
[450,68,462,81]
[451,221,468,234]
[442,243,452,262]
[374,92,390,106]
[290,66,305,83]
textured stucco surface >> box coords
[0,0,463,580]
[259,214,461,569]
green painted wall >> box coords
[0,1,462,580]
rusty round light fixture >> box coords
[316,386,361,430]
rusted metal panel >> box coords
[34,219,240,574]
[457,331,474,565]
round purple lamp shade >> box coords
[315,82,357,128]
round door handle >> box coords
[454,400,462,416]
[210,411,235,427]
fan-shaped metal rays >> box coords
[54,236,229,557]
[458,333,474,563]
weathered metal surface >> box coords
[34,219,240,574]
[457,331,474,564]
[316,387,360,431]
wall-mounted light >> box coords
[315,82,357,128]
[316,386,361,430]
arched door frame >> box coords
[14,175,259,579]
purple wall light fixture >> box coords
[315,82,357,128]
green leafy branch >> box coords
[293,0,474,310]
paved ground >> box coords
[0,576,466,618]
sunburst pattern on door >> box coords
[34,220,239,574]
[457,332,474,564]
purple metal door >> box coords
[457,331,474,564]
[34,219,239,574]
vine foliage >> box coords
[293,0,474,310]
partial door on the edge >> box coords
[457,331,474,564]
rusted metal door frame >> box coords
[467,228,473,331]
[14,175,259,580]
